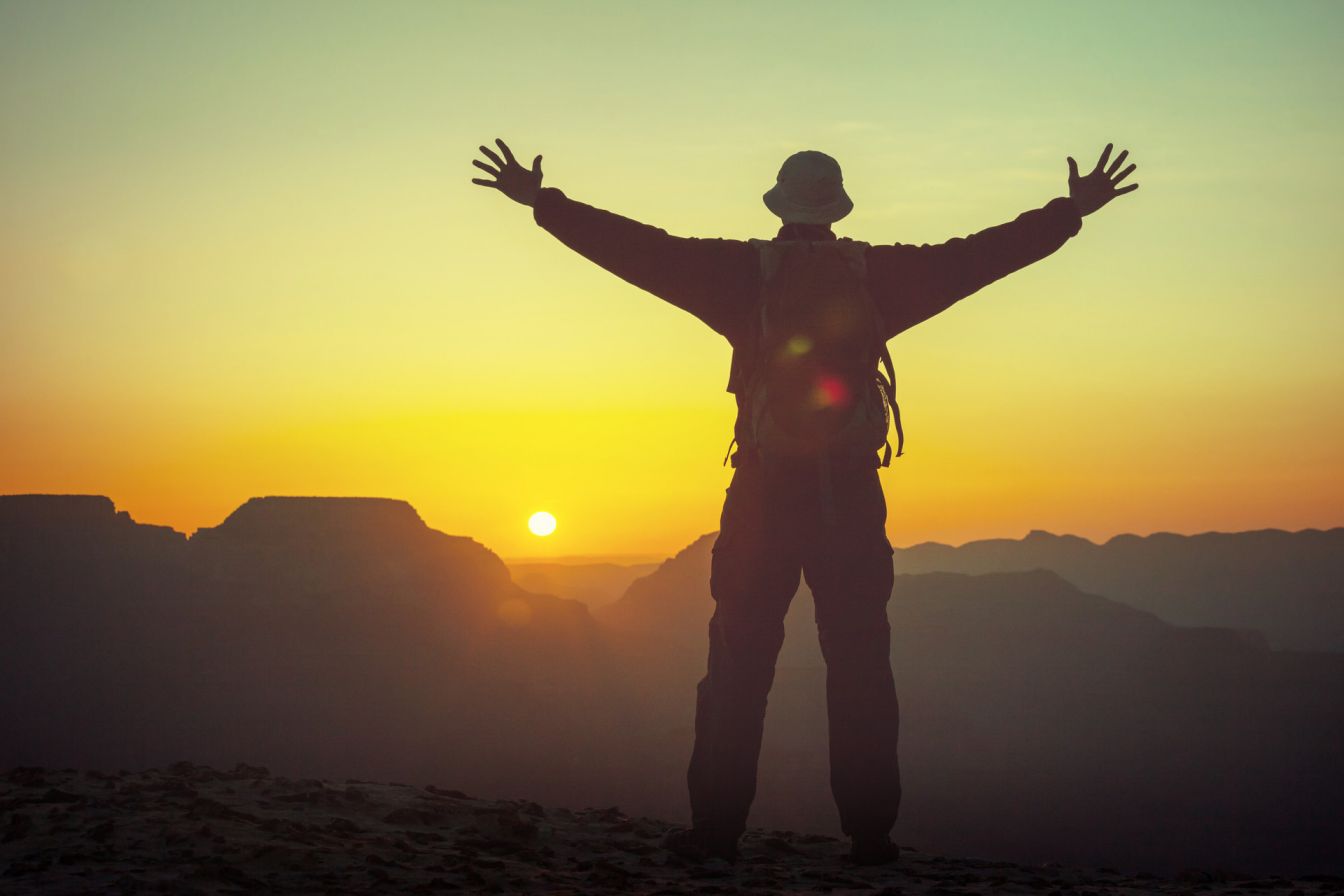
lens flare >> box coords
[811,374,850,409]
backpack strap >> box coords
[847,241,905,465]
[876,344,904,463]
[726,239,777,397]
[739,238,798,454]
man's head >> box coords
[763,150,853,225]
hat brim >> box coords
[763,183,853,224]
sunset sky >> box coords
[3,1,1342,559]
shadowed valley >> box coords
[2,494,1341,878]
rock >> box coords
[427,785,471,799]
[327,817,363,834]
[384,807,442,826]
[5,768,49,787]
[3,812,35,843]
[39,788,82,803]
[188,797,249,820]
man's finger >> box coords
[1115,182,1139,195]
[1096,142,1113,171]
[1105,149,1129,177]
[1112,163,1137,184]
[1068,156,1079,180]
[472,159,499,176]
[495,138,518,165]
[471,178,499,188]
[532,154,543,173]
[479,145,505,168]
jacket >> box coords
[531,185,1083,456]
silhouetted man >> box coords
[471,138,1138,865]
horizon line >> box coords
[3,492,1342,564]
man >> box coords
[470,139,1138,865]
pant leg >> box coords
[687,463,802,841]
[802,464,901,839]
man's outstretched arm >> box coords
[471,138,755,340]
[868,143,1139,339]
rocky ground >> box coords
[2,764,1338,895]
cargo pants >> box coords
[687,453,901,843]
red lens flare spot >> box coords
[811,374,850,409]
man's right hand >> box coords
[472,138,543,207]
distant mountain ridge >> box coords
[890,526,1344,651]
[203,495,430,539]
[507,559,661,609]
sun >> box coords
[528,511,557,537]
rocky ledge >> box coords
[3,765,1336,895]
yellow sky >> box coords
[2,1,1342,558]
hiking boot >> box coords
[850,833,900,866]
[661,826,739,864]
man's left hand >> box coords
[1067,143,1139,216]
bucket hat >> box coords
[762,150,853,224]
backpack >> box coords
[731,237,904,469]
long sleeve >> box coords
[865,196,1084,339]
[532,187,757,340]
